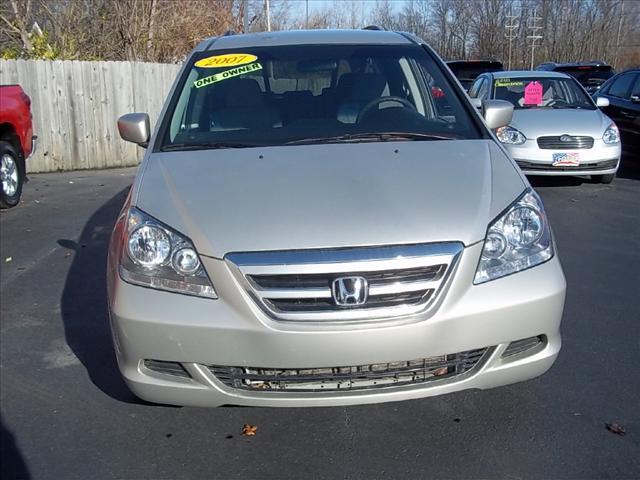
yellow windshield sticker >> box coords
[195,53,258,68]
[193,62,262,89]
[495,79,524,87]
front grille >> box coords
[226,243,463,322]
[516,159,617,172]
[537,136,594,149]
[208,348,489,392]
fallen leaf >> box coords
[242,424,257,436]
[433,367,448,376]
[606,423,626,436]
[4,257,12,263]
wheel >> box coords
[0,141,24,208]
[591,173,615,184]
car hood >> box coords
[135,140,525,258]
[510,108,610,139]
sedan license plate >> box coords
[552,152,580,166]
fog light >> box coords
[172,247,200,275]
[502,335,545,358]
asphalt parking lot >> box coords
[1,159,639,480]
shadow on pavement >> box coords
[57,187,140,403]
[617,150,640,181]
[1,417,30,480]
[528,175,587,188]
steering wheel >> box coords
[356,96,417,124]
[546,99,569,108]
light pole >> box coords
[505,8,519,70]
[265,0,271,31]
[526,8,543,70]
[243,0,249,33]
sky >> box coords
[289,0,403,17]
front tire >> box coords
[0,141,24,208]
[591,173,615,184]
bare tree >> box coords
[1,0,638,69]
[1,0,34,52]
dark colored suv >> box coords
[535,61,614,94]
[446,60,504,91]
[592,68,640,155]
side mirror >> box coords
[482,100,513,129]
[117,113,150,147]
[595,97,610,108]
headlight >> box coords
[603,123,620,144]
[496,126,526,145]
[474,190,553,284]
[119,207,216,298]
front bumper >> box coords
[505,138,620,176]
[107,242,566,407]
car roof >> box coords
[195,29,414,52]
[491,70,571,79]
[542,61,611,68]
[446,60,502,66]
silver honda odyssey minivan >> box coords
[108,29,566,407]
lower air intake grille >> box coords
[208,348,489,392]
[143,359,191,378]
[516,159,617,172]
[502,335,545,358]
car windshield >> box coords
[160,44,481,150]
[492,76,595,110]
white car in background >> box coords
[469,71,621,183]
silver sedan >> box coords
[469,71,621,183]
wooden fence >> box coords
[0,59,181,173]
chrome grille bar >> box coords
[226,242,463,322]
[254,279,441,299]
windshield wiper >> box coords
[286,132,454,145]
[160,142,257,151]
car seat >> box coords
[210,78,281,130]
[335,73,387,123]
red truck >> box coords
[0,85,36,208]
